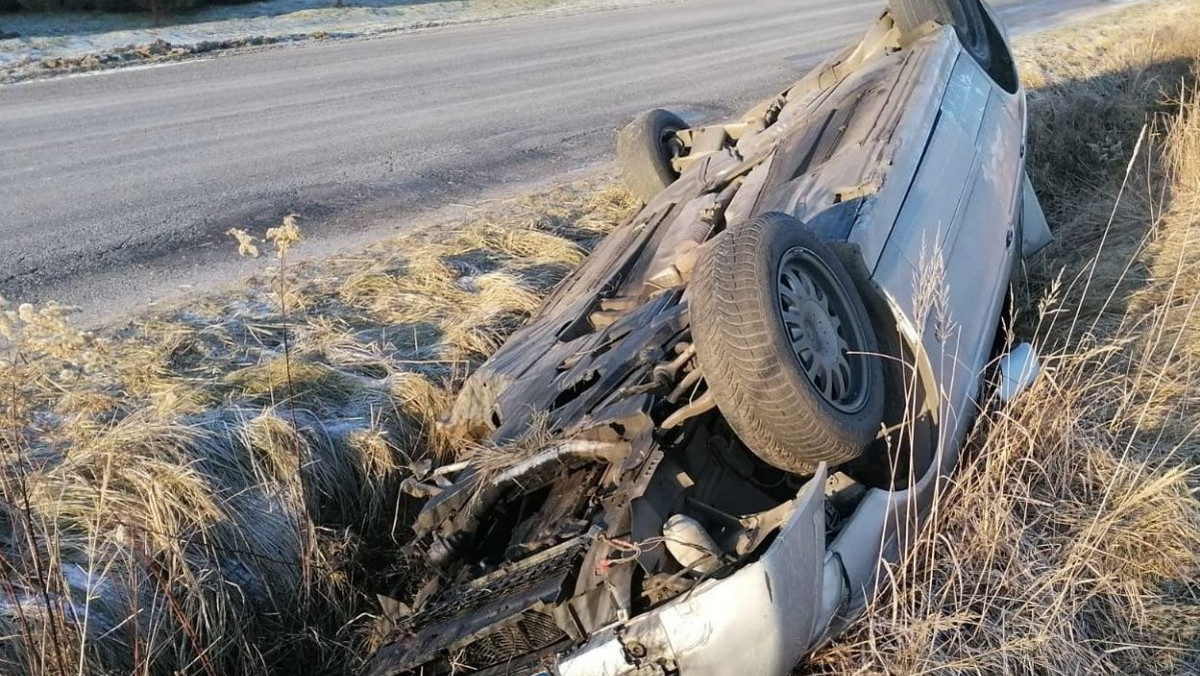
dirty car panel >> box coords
[369,2,1042,674]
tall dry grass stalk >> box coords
[811,2,1200,673]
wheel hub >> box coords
[777,247,866,413]
[793,298,841,369]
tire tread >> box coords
[690,213,884,474]
[617,109,686,203]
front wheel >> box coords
[689,213,885,475]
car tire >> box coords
[690,212,885,475]
[890,0,992,69]
[617,109,688,203]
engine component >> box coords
[662,514,722,574]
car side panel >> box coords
[871,51,1022,447]
[848,30,960,271]
[940,83,1024,421]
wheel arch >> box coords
[975,0,1020,94]
[890,0,1020,94]
[833,242,943,488]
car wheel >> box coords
[690,212,885,475]
[890,0,992,70]
[617,109,689,203]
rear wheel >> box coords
[690,213,885,475]
[617,109,689,203]
[890,0,991,69]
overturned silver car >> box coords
[369,1,1052,674]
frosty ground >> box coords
[0,0,674,80]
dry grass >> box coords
[0,183,637,675]
[5,1,1200,674]
[810,1,1200,673]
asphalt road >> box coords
[0,0,1140,319]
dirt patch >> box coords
[1,35,312,82]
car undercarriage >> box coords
[367,1,1050,674]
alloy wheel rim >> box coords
[777,247,870,413]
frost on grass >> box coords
[0,181,636,676]
[0,0,674,82]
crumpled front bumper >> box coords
[552,466,848,676]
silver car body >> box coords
[559,9,1045,674]
[369,3,1051,675]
